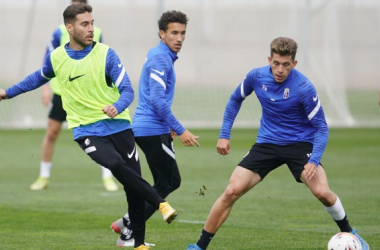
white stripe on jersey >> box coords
[115,67,126,88]
[40,69,52,80]
[48,41,54,53]
[150,72,166,90]
[162,143,175,159]
[308,99,321,120]
[240,81,246,98]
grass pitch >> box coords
[0,128,379,249]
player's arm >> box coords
[41,28,62,106]
[217,75,254,155]
[219,75,254,139]
[102,48,134,118]
[148,55,199,147]
[3,54,55,100]
[300,81,329,179]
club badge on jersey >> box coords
[283,88,290,99]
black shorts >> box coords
[238,142,320,183]
[48,94,67,122]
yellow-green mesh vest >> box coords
[50,43,131,129]
[50,24,102,95]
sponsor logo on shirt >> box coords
[69,74,85,82]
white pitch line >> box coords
[177,219,205,224]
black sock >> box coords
[335,215,352,232]
[196,229,215,250]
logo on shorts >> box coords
[306,153,312,158]
[85,138,90,146]
[283,88,290,99]
[128,146,136,159]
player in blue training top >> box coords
[30,0,119,192]
[110,10,200,247]
[0,4,177,250]
[187,37,369,250]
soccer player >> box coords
[0,4,177,250]
[30,0,119,192]
[109,10,200,247]
[187,37,369,250]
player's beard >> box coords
[72,31,92,48]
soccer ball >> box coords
[327,232,362,250]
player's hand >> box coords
[41,84,52,106]
[170,129,177,139]
[0,89,8,101]
[102,105,119,118]
[217,138,230,155]
[303,163,317,181]
[179,129,200,147]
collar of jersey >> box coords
[158,41,178,62]
[64,42,94,60]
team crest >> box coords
[283,88,290,99]
[262,85,267,91]
[85,138,90,146]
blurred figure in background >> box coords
[30,0,118,192]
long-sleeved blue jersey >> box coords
[6,42,133,140]
[132,41,185,137]
[220,66,329,166]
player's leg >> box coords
[285,142,369,249]
[189,143,282,250]
[101,166,119,191]
[301,167,369,249]
[76,134,151,247]
[110,130,177,222]
[136,134,181,220]
[206,166,261,232]
[188,166,261,250]
[30,94,65,190]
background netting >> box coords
[1,0,379,128]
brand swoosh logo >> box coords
[127,146,136,159]
[69,74,85,82]
[118,63,122,68]
[313,95,318,102]
[152,69,164,76]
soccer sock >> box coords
[196,229,215,250]
[101,166,113,178]
[123,213,130,227]
[40,161,52,178]
[324,196,352,232]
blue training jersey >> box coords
[220,65,329,166]
[6,42,133,140]
[132,41,185,137]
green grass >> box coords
[0,128,379,249]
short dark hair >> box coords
[270,37,298,61]
[63,3,92,24]
[158,10,188,32]
[72,0,87,4]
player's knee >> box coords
[223,186,242,202]
[46,130,59,142]
[171,176,181,191]
[104,160,121,172]
[313,189,332,203]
